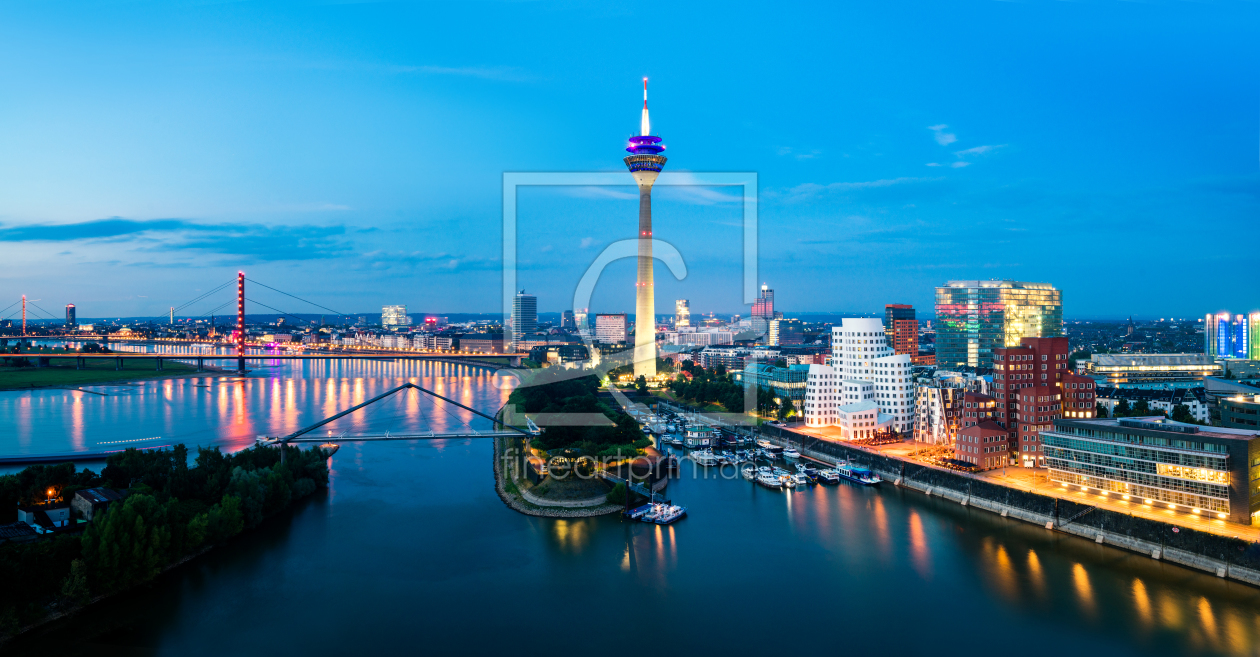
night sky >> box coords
[1,1,1257,320]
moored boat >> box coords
[756,472,783,488]
[836,463,881,485]
[817,469,841,484]
[783,448,801,460]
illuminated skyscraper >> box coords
[510,290,537,350]
[382,305,410,327]
[1205,312,1257,359]
[625,79,666,378]
[934,281,1062,369]
[675,299,690,328]
[65,304,76,328]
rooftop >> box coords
[1057,416,1260,441]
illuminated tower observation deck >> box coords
[625,79,667,379]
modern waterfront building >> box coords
[935,280,1062,369]
[594,313,628,345]
[625,79,667,380]
[675,300,690,328]
[955,420,1009,470]
[509,290,537,351]
[1043,416,1260,524]
[734,363,808,402]
[65,304,76,328]
[381,305,411,327]
[912,370,991,445]
[803,318,914,436]
[1082,353,1222,388]
[1205,312,1259,360]
[885,304,917,357]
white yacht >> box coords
[783,448,801,460]
[756,471,783,488]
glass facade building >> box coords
[1043,417,1260,524]
[381,305,410,327]
[934,281,1062,369]
[1205,312,1258,359]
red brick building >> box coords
[961,392,996,429]
[993,336,1096,467]
[954,420,1010,470]
[884,304,919,357]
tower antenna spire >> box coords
[640,77,650,136]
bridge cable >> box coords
[243,298,316,326]
[137,279,236,325]
[28,301,60,321]
[245,278,351,320]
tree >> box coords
[778,397,797,420]
[635,375,647,393]
[1114,398,1132,417]
[1133,399,1152,416]
[1171,404,1198,424]
[59,559,90,607]
[81,494,172,593]
[606,482,627,505]
[1095,402,1109,418]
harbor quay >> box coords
[658,401,1260,588]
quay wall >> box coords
[742,422,1260,587]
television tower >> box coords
[624,78,667,379]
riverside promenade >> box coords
[657,400,1260,588]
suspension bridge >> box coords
[2,272,526,372]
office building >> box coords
[884,304,918,357]
[1219,392,1260,430]
[993,336,1097,467]
[663,329,734,347]
[675,300,691,328]
[769,318,804,346]
[913,370,990,445]
[803,318,914,435]
[1082,353,1222,388]
[574,308,589,336]
[734,363,808,402]
[510,290,537,350]
[594,313,628,344]
[1205,312,1260,360]
[752,283,775,318]
[561,310,577,331]
[625,79,667,379]
[1043,417,1260,524]
[935,280,1062,369]
[381,305,411,327]
[65,304,76,328]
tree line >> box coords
[0,443,330,637]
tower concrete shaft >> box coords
[633,170,659,379]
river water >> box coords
[2,354,1258,656]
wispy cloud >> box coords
[777,146,821,160]
[928,124,957,146]
[954,144,1005,158]
[389,64,531,82]
[951,162,970,168]
[772,177,939,202]
[0,217,353,262]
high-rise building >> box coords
[510,290,537,350]
[1205,312,1258,359]
[769,318,804,346]
[561,310,577,331]
[802,318,915,435]
[65,304,76,328]
[595,313,628,345]
[381,305,411,327]
[752,283,774,318]
[884,304,917,357]
[625,79,667,379]
[935,280,1062,369]
[675,299,691,328]
[574,308,589,336]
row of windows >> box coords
[1049,469,1229,513]
[1057,426,1229,454]
[1043,433,1228,470]
[1043,453,1229,499]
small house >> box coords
[72,488,124,521]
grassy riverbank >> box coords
[0,359,208,391]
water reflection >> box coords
[1133,578,1152,627]
[908,510,930,579]
[1072,563,1095,618]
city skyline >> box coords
[1,2,1258,319]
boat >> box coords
[791,473,811,487]
[685,425,717,448]
[742,465,757,481]
[780,474,797,488]
[817,469,840,484]
[662,455,679,472]
[690,450,718,466]
[756,472,783,488]
[783,448,801,460]
[652,504,687,524]
[756,439,774,450]
[836,463,881,485]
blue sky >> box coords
[1,0,1257,321]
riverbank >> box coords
[491,434,621,518]
[659,400,1260,590]
[0,359,223,391]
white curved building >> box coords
[803,318,915,437]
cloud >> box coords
[954,144,1006,158]
[0,217,353,262]
[926,163,942,167]
[951,162,970,168]
[928,124,957,146]
[389,64,531,82]
[777,146,821,160]
[579,237,595,249]
[772,177,941,203]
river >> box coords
[2,353,1257,656]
